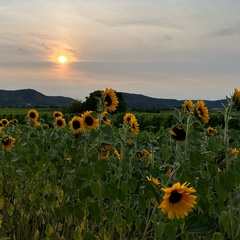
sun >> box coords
[57,55,68,63]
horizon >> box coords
[0,87,229,102]
[1,1,240,101]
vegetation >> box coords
[0,88,240,239]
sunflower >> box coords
[123,113,136,124]
[1,118,9,127]
[137,149,152,167]
[194,100,210,124]
[130,119,139,136]
[99,144,112,160]
[206,127,218,136]
[230,148,239,156]
[100,112,111,125]
[158,182,197,219]
[27,109,39,121]
[53,111,63,118]
[146,176,160,187]
[182,100,195,115]
[2,136,16,151]
[69,116,82,134]
[232,88,240,110]
[102,88,119,112]
[80,111,99,132]
[55,116,66,129]
[170,126,186,141]
[33,120,40,127]
[113,147,121,160]
[11,119,18,125]
[136,149,152,159]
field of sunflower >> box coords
[0,88,240,240]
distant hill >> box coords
[0,89,75,107]
[121,92,227,110]
[0,89,227,109]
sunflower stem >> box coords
[184,114,192,162]
[223,99,235,239]
[141,202,158,240]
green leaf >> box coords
[104,182,118,200]
[212,232,224,240]
[189,150,203,168]
[154,221,165,238]
[218,170,235,192]
[165,222,176,240]
[83,232,96,240]
[126,207,135,224]
[100,124,114,136]
[88,202,100,224]
[94,160,108,175]
[128,177,138,193]
[185,215,215,234]
[90,181,99,196]
[161,145,172,162]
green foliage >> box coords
[0,94,240,239]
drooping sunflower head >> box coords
[53,111,63,118]
[232,88,240,110]
[100,112,111,125]
[130,118,140,136]
[69,116,82,134]
[230,148,239,156]
[123,113,136,124]
[102,88,119,112]
[206,126,218,136]
[182,100,195,115]
[194,100,210,124]
[170,126,186,141]
[27,109,39,121]
[55,116,66,129]
[1,118,9,127]
[137,149,152,167]
[2,136,16,151]
[80,111,99,131]
[158,182,197,219]
[99,144,112,160]
[146,176,160,187]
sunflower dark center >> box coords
[73,120,80,129]
[169,190,182,203]
[105,95,112,106]
[2,120,7,125]
[85,116,93,126]
[30,112,36,118]
[2,138,9,146]
[57,120,63,126]
[103,116,107,121]
[55,113,60,118]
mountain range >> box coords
[0,89,227,109]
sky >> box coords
[1,0,240,101]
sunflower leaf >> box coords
[185,214,215,234]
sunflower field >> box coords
[1,88,240,240]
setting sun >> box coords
[57,55,68,63]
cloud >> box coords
[209,25,240,37]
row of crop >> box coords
[1,110,240,133]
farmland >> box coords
[1,89,240,239]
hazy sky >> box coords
[1,0,240,101]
